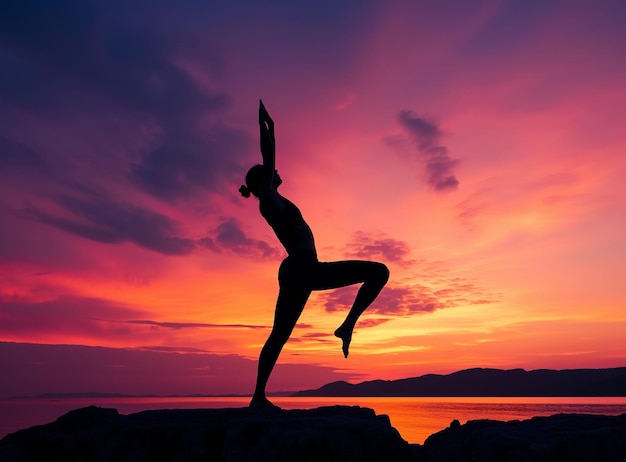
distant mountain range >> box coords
[293,367,626,397]
[15,391,289,399]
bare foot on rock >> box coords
[249,395,281,410]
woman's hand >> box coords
[259,99,274,127]
[259,99,276,173]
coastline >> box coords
[1,405,625,461]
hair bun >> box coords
[239,185,251,198]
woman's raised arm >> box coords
[259,99,275,171]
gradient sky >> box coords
[1,0,626,397]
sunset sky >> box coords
[1,0,626,398]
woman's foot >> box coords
[334,326,353,358]
[249,395,281,410]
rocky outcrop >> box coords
[2,406,625,461]
[416,413,626,462]
[0,405,412,462]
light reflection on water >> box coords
[2,396,626,444]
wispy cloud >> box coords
[0,295,146,337]
[20,195,196,256]
[295,332,334,344]
[388,110,460,191]
[322,285,443,316]
[320,281,494,317]
[354,318,390,328]
[136,346,210,353]
[123,319,269,330]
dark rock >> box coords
[0,405,412,462]
[418,413,626,462]
[3,407,626,462]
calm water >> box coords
[2,396,626,444]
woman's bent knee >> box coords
[373,262,389,285]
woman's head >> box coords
[239,164,282,198]
[239,164,263,198]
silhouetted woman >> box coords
[240,100,389,408]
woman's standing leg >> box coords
[251,285,311,407]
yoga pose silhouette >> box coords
[241,100,389,408]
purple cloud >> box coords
[18,197,280,259]
[131,124,251,201]
[322,285,445,316]
[0,0,253,203]
[320,280,494,317]
[20,194,196,256]
[395,110,460,191]
[398,113,443,150]
[345,231,411,264]
[0,136,47,171]
[199,218,282,260]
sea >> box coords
[2,396,626,444]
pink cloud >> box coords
[345,231,411,264]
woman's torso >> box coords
[260,194,316,258]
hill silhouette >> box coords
[293,367,626,397]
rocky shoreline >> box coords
[1,405,625,461]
